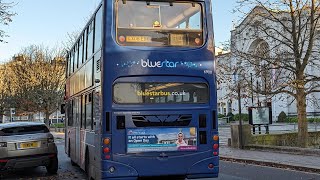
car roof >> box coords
[0,122,47,130]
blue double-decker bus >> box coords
[64,0,218,179]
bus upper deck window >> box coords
[116,1,204,47]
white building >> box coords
[217,6,320,121]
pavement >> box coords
[220,145,320,173]
[51,131,65,139]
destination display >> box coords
[127,127,197,153]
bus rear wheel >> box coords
[69,142,77,166]
[85,150,94,180]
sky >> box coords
[0,0,239,63]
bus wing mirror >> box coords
[60,104,65,114]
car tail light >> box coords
[48,154,56,158]
[48,138,54,143]
[195,38,201,45]
[213,135,219,141]
[0,142,7,147]
[0,159,8,163]
[119,36,125,43]
[213,152,219,156]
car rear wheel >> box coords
[46,156,58,174]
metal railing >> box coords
[250,122,320,134]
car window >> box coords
[0,125,49,136]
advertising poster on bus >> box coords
[127,127,197,153]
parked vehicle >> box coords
[0,122,58,174]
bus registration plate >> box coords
[127,127,197,153]
[126,36,152,43]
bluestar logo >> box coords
[141,59,179,68]
[116,59,201,68]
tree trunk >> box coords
[296,90,308,148]
[45,111,50,127]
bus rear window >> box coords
[116,1,203,47]
[113,82,208,104]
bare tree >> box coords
[62,31,81,52]
[231,0,320,147]
[6,45,65,125]
[0,1,16,42]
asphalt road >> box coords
[0,141,87,180]
[1,142,320,180]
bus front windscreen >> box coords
[113,82,209,104]
[116,1,203,47]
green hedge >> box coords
[51,123,65,128]
[233,114,249,121]
[285,117,320,123]
[218,114,225,118]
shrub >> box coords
[52,123,65,128]
[286,117,298,123]
[284,117,320,123]
[227,112,234,121]
[308,118,320,123]
[233,113,249,121]
[218,114,225,118]
[278,111,287,122]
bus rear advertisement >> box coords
[64,0,219,179]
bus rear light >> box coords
[213,152,219,156]
[119,36,125,43]
[105,155,111,160]
[104,138,111,145]
[213,144,219,150]
[213,135,219,141]
[104,147,110,153]
[208,163,214,169]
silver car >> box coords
[0,122,58,174]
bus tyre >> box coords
[71,159,77,166]
[69,142,76,166]
[85,150,94,180]
[46,156,58,174]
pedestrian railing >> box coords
[250,122,320,134]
